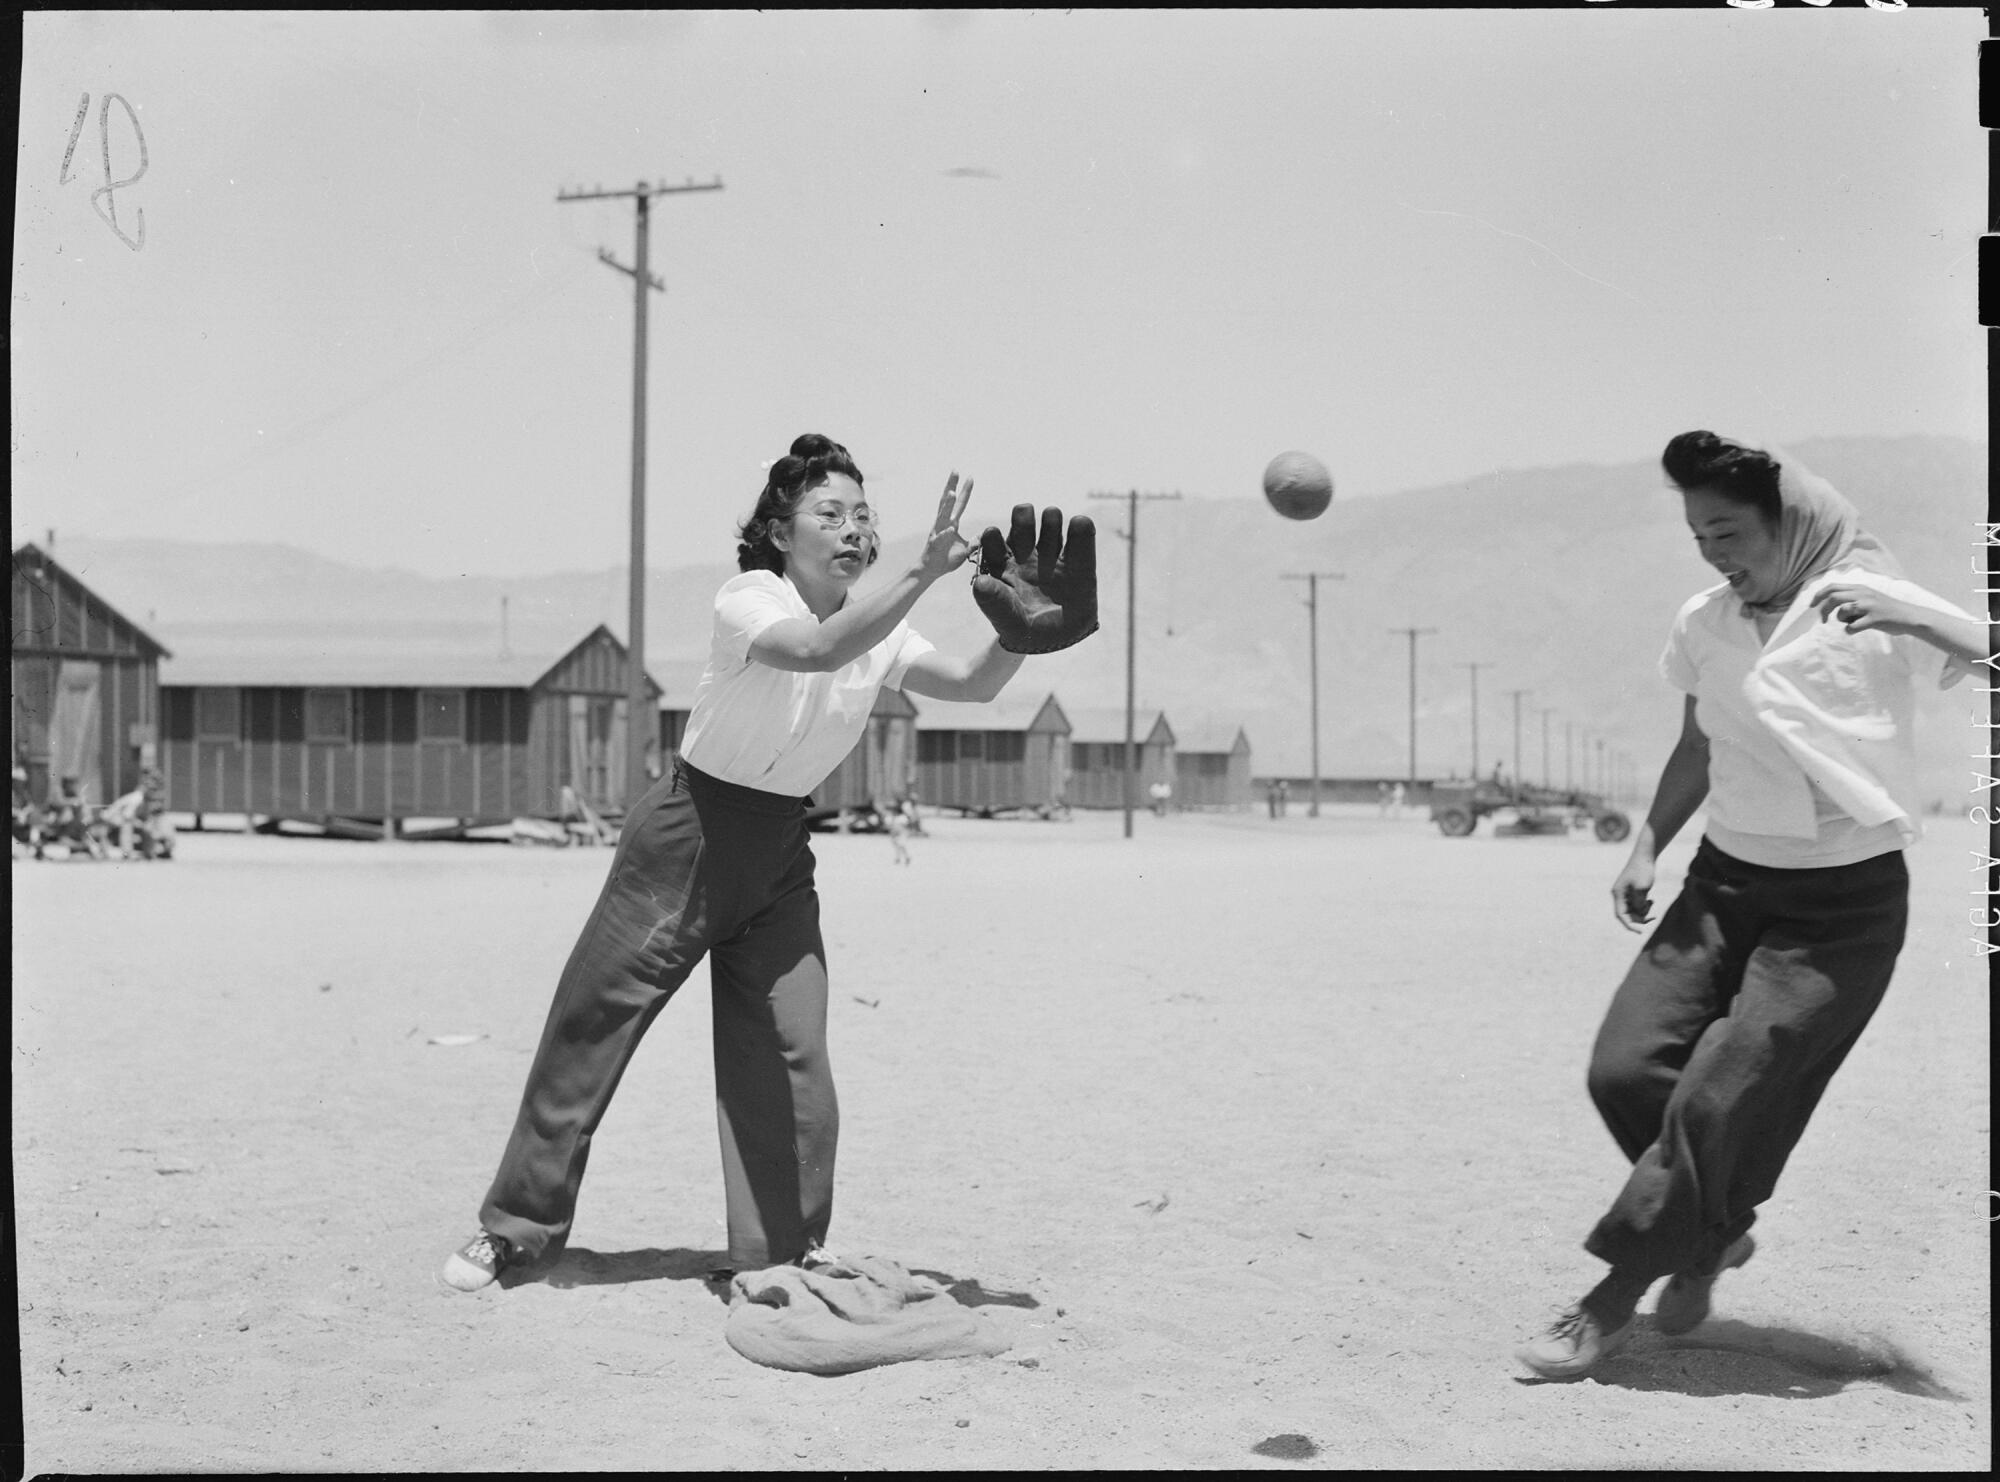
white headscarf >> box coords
[1738,443,1902,619]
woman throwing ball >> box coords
[441,433,1096,1292]
[1515,431,1989,1379]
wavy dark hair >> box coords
[1661,431,1782,525]
[735,433,874,575]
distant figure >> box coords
[141,767,170,855]
[99,785,142,851]
[1276,779,1290,817]
[44,776,106,859]
[111,767,174,859]
[885,798,912,865]
[1148,779,1172,817]
[1377,782,1392,817]
[1265,781,1280,819]
[1391,781,1407,818]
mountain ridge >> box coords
[21,435,1988,800]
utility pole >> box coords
[1088,489,1182,838]
[1282,571,1344,817]
[1457,661,1489,780]
[1387,626,1438,790]
[1539,707,1557,789]
[558,174,723,811]
[1504,689,1531,791]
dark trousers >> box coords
[1583,840,1907,1282]
[481,763,836,1271]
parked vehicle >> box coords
[1428,777,1630,842]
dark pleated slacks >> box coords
[480,762,836,1271]
[1583,839,1907,1281]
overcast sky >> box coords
[11,9,1985,581]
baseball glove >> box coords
[972,504,1099,655]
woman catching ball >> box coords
[441,433,1095,1292]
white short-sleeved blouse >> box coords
[678,571,934,798]
[1661,565,1974,868]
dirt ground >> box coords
[11,803,1991,1473]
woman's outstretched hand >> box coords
[919,473,975,581]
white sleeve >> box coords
[1658,605,1700,695]
[882,624,937,690]
[713,574,798,663]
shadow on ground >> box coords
[909,1269,1041,1310]
[1520,1318,1966,1401]
[503,1245,734,1299]
[500,1250,1041,1315]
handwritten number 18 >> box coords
[62,92,148,252]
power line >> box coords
[151,259,592,509]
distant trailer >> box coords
[1428,776,1631,842]
[1062,707,1175,812]
[1170,719,1254,810]
[11,543,170,811]
[914,691,1071,817]
[158,624,662,836]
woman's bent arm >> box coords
[1811,583,1996,666]
[750,565,941,674]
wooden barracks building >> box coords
[10,543,169,810]
[914,691,1071,817]
[1062,707,1175,811]
[156,624,661,835]
[1170,718,1255,810]
[13,539,1260,838]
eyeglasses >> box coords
[802,502,878,534]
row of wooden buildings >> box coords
[806,692,1254,820]
[11,543,1254,833]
